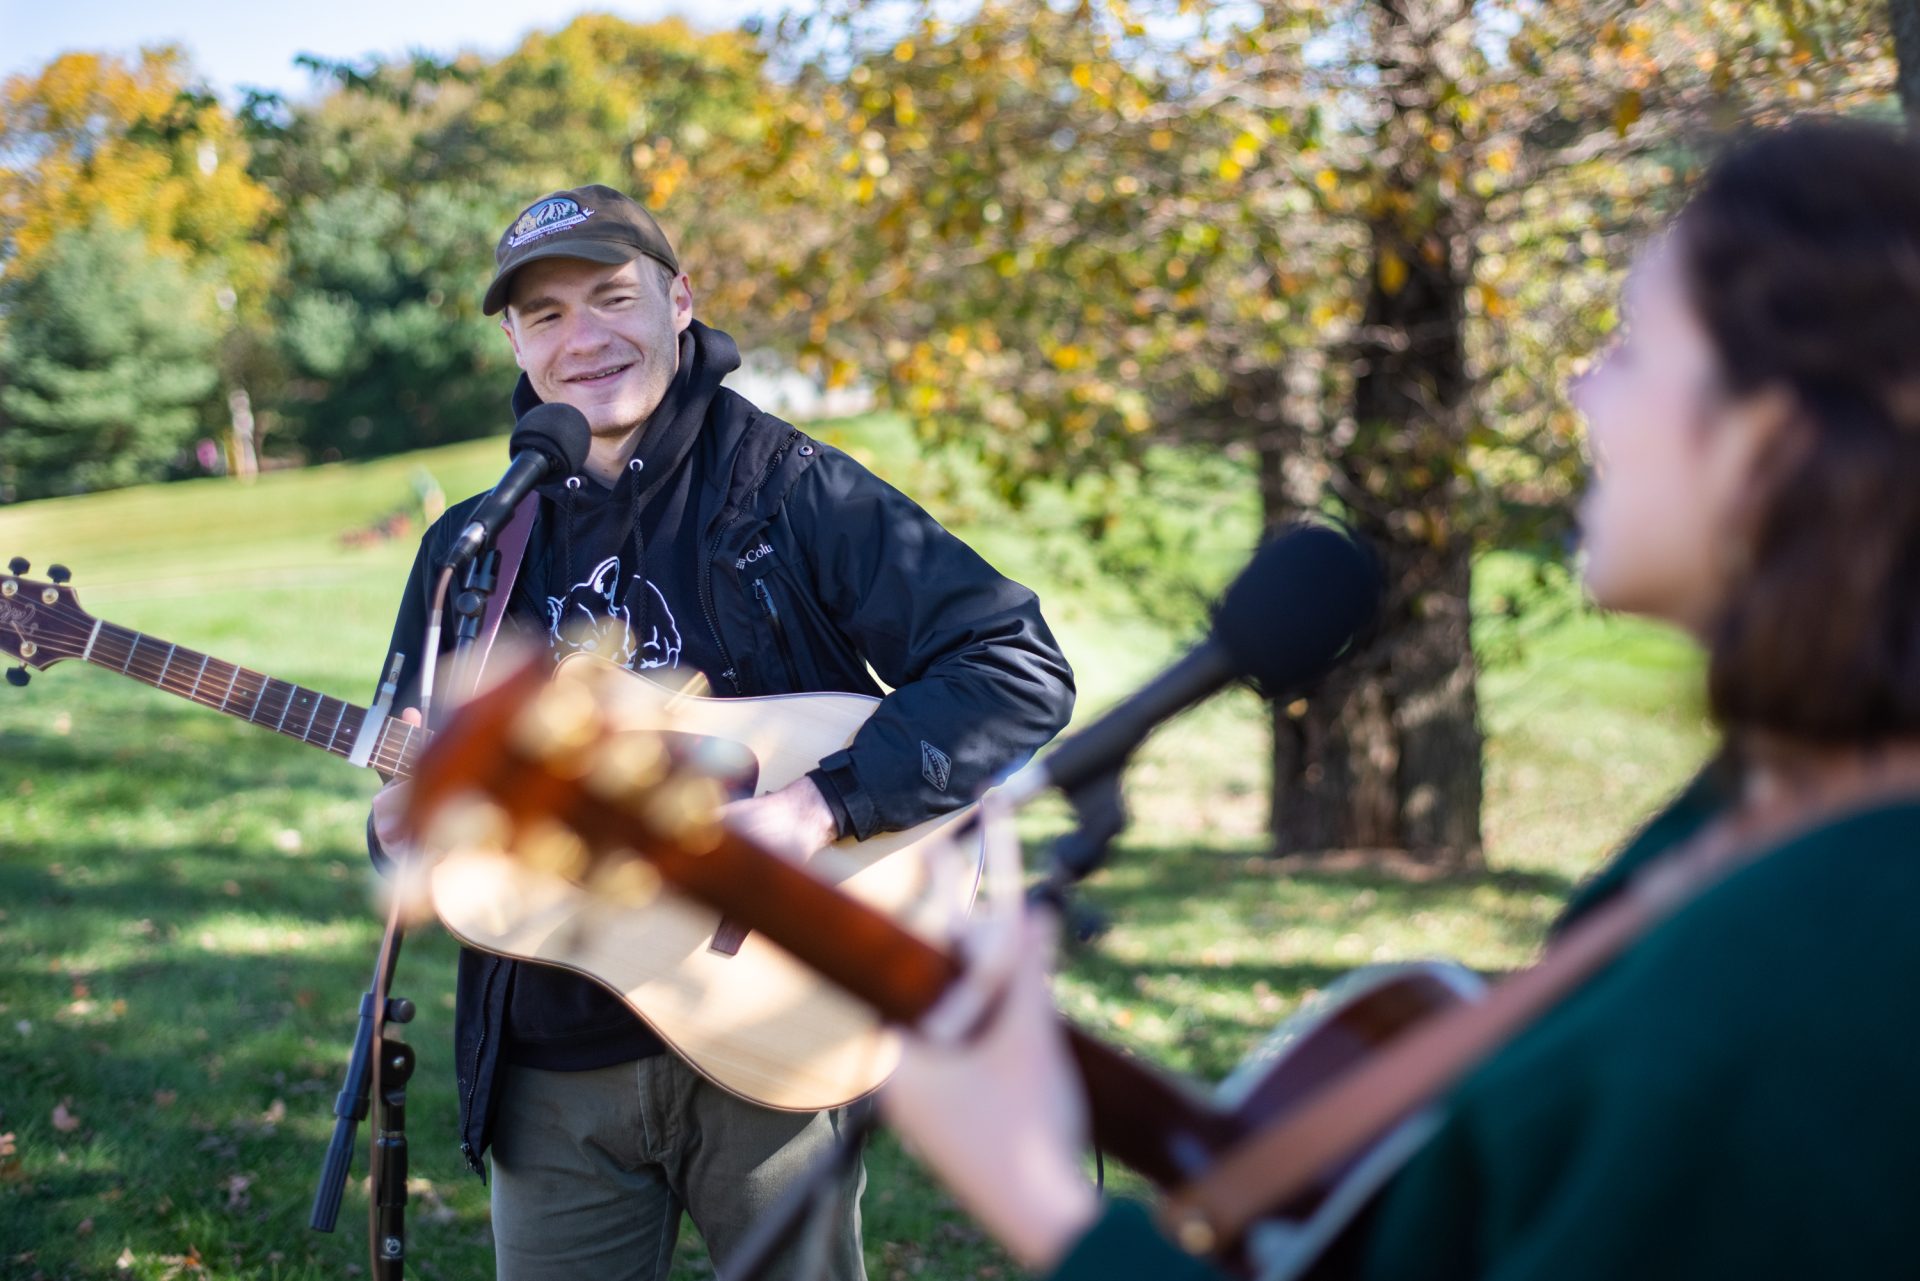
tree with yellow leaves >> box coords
[0,47,275,300]
[751,0,1905,867]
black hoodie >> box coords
[494,325,737,1069]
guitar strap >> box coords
[462,493,539,698]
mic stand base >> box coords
[372,1036,417,1279]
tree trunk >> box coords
[1271,0,1484,869]
[1894,0,1920,126]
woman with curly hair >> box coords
[879,117,1920,1281]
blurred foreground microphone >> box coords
[1002,522,1380,803]
[442,403,593,571]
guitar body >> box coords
[1215,964,1485,1278]
[1062,961,1482,1277]
[427,653,982,1112]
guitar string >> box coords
[12,613,419,775]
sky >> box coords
[0,0,779,100]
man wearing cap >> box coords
[365,185,1075,1279]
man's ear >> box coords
[500,315,527,370]
[671,273,695,336]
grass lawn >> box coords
[0,420,1713,1279]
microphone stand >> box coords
[311,551,501,1276]
[1027,771,1127,941]
[719,1100,877,1281]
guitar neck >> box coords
[79,619,423,777]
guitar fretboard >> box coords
[83,621,422,777]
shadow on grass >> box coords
[1071,840,1578,922]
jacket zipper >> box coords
[699,428,801,694]
[459,955,502,1172]
[752,577,802,689]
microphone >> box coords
[442,403,593,570]
[1003,522,1381,803]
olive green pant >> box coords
[488,1056,868,1281]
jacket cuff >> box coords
[367,810,392,875]
[810,752,878,841]
[806,768,855,842]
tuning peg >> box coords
[48,565,70,584]
[6,558,26,576]
[5,667,28,688]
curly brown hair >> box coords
[1681,119,1920,745]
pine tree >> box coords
[0,219,221,498]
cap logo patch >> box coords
[508,197,594,248]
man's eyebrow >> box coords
[513,291,562,315]
[589,276,639,297]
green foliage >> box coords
[0,219,221,498]
[244,15,778,461]
[271,184,510,458]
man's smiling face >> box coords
[502,256,694,439]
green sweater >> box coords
[1051,779,1920,1281]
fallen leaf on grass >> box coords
[51,1101,80,1133]
[116,1247,135,1270]
[224,1172,254,1211]
[76,1217,93,1236]
[260,1098,286,1126]
[153,1089,177,1109]
[157,1244,206,1278]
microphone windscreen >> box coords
[509,402,594,477]
[1213,523,1382,693]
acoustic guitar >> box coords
[404,652,1488,1280]
[0,563,980,1111]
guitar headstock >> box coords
[0,559,92,679]
[403,655,730,902]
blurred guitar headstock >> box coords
[403,654,732,905]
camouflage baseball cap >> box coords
[482,184,680,316]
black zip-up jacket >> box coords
[368,321,1075,1175]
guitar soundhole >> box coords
[657,730,759,802]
